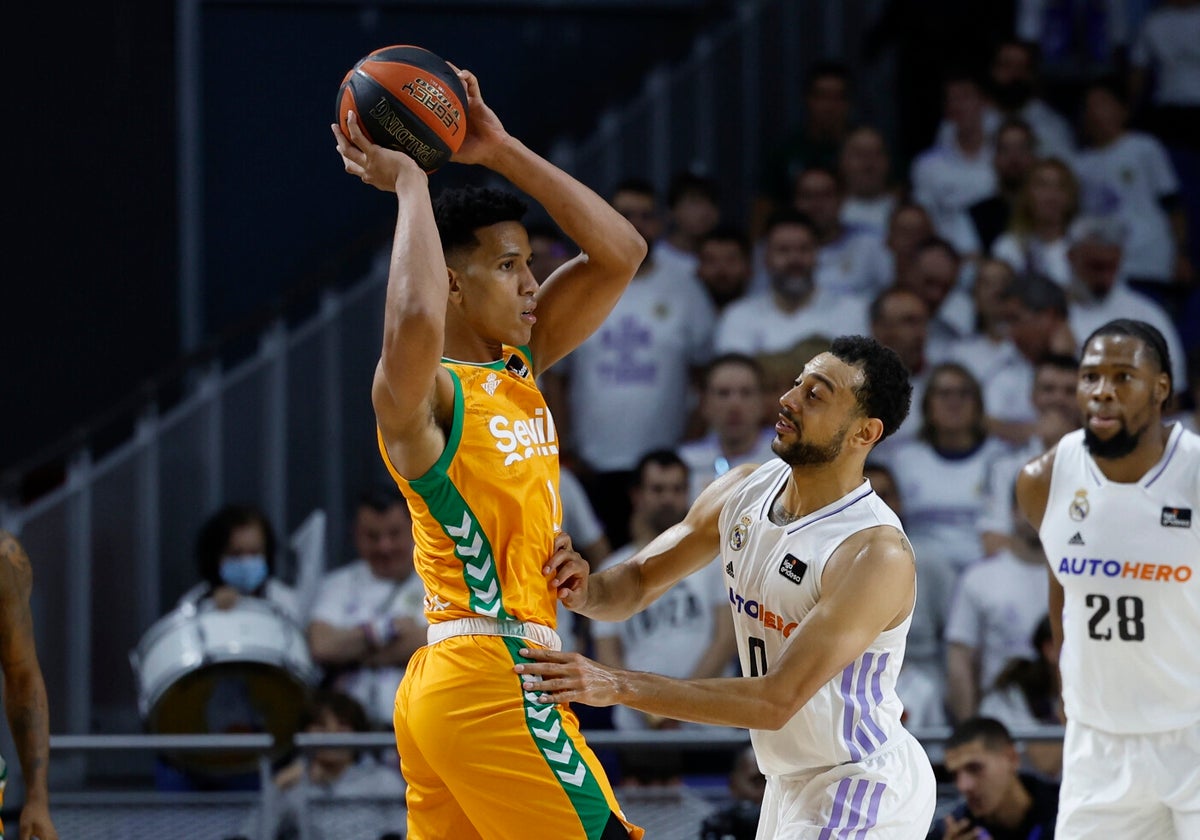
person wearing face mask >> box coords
[178,503,299,621]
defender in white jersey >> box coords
[518,336,937,838]
[1016,319,1200,840]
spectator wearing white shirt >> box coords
[590,450,737,781]
[985,272,1077,445]
[911,71,998,256]
[656,170,722,275]
[945,257,1024,388]
[945,502,1053,724]
[1129,0,1200,151]
[548,177,717,546]
[715,209,868,356]
[883,363,1010,693]
[898,237,975,357]
[838,125,901,237]
[1063,215,1188,392]
[966,118,1040,257]
[1074,76,1192,292]
[978,352,1080,557]
[791,165,890,297]
[678,353,777,503]
[695,226,754,314]
[307,488,427,729]
[991,156,1081,287]
[869,286,937,455]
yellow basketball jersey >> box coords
[380,346,563,628]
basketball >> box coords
[336,45,468,173]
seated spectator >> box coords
[966,118,1038,256]
[928,717,1060,840]
[897,237,975,358]
[985,271,1077,445]
[307,488,426,729]
[992,157,1080,287]
[547,176,716,546]
[1129,0,1200,154]
[910,70,997,256]
[945,499,1052,724]
[158,503,301,792]
[753,60,853,236]
[868,286,936,453]
[246,689,406,840]
[945,257,1023,387]
[678,353,777,502]
[1074,76,1191,295]
[838,124,901,237]
[698,745,765,840]
[979,616,1064,780]
[716,209,867,356]
[880,202,936,288]
[882,363,1009,695]
[791,165,890,297]
[978,352,1079,556]
[591,451,737,778]
[1063,216,1188,393]
[695,225,754,313]
[179,503,299,620]
[657,170,722,274]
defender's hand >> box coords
[514,647,622,707]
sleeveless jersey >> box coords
[1040,424,1200,734]
[718,460,913,776]
[380,346,562,628]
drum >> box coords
[130,597,320,775]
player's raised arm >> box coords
[447,70,645,373]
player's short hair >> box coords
[947,717,1016,752]
[828,335,912,443]
[433,186,528,259]
[1083,318,1174,398]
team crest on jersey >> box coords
[728,515,751,551]
[1068,489,1090,521]
[1162,507,1192,528]
[778,553,808,585]
[482,372,501,396]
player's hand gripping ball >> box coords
[336,45,469,173]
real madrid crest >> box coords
[1069,489,1090,522]
[728,515,751,551]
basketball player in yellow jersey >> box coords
[333,66,646,840]
[0,532,56,840]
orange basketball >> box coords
[336,45,468,173]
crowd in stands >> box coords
[137,3,1199,835]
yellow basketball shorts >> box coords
[394,633,643,840]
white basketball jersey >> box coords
[1040,424,1200,734]
[718,460,913,776]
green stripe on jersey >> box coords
[505,638,615,839]
[408,368,511,620]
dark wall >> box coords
[4,1,727,482]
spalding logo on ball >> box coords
[337,45,469,173]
